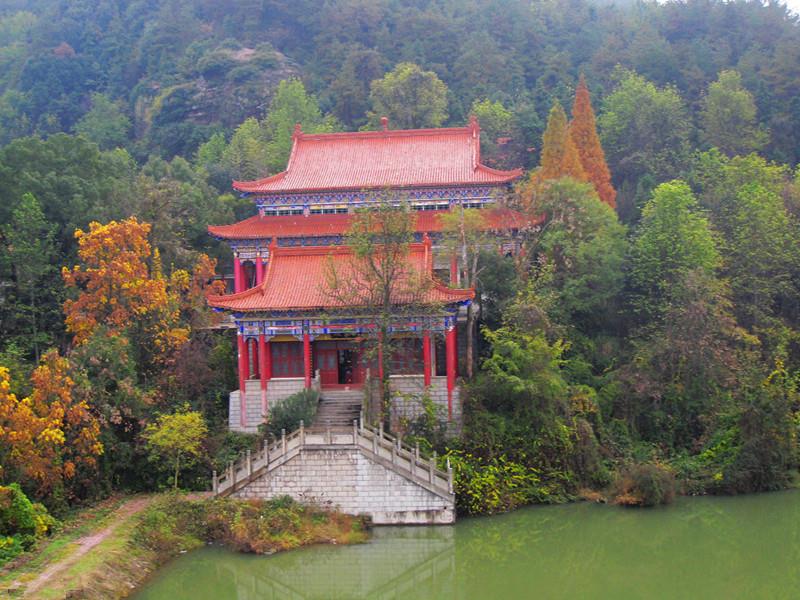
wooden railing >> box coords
[213,419,453,499]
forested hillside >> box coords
[1,0,800,531]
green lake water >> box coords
[133,490,800,599]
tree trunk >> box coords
[174,454,180,490]
[466,302,475,378]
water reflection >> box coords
[135,490,800,600]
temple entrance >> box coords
[338,348,357,384]
[315,341,364,387]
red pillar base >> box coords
[237,334,249,428]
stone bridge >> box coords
[213,421,455,525]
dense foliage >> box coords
[0,483,56,565]
[0,0,799,519]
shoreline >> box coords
[1,494,369,599]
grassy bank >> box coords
[1,494,368,599]
[135,494,369,561]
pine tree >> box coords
[539,101,586,181]
[570,74,617,209]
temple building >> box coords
[208,117,525,433]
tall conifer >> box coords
[539,101,586,181]
[570,74,617,208]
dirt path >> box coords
[19,496,153,598]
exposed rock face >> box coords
[134,45,299,138]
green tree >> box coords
[221,118,269,181]
[262,79,337,173]
[618,270,751,448]
[470,99,514,169]
[0,134,136,256]
[194,130,230,190]
[700,70,768,157]
[73,93,131,150]
[523,179,627,334]
[598,70,692,222]
[629,181,720,323]
[690,151,798,352]
[143,406,208,490]
[1,193,58,360]
[329,47,386,129]
[367,62,448,130]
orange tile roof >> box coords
[208,207,536,240]
[207,241,474,313]
[232,119,522,194]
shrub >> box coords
[613,462,676,507]
[197,50,236,79]
[0,535,23,565]
[263,389,319,438]
[0,483,56,565]
[444,450,553,515]
[133,494,206,560]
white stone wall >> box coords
[229,377,310,433]
[383,375,462,436]
[232,447,454,524]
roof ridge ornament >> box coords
[293,122,303,138]
[380,116,389,131]
[469,115,480,168]
[468,114,479,135]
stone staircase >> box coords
[312,389,363,430]
[212,421,455,523]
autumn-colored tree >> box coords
[518,101,586,212]
[62,218,189,370]
[570,74,617,208]
[0,351,103,501]
[62,218,166,344]
[178,253,226,329]
[143,405,207,490]
[539,101,585,182]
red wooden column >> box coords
[303,332,312,389]
[258,333,269,421]
[423,330,432,387]
[445,325,456,421]
[449,254,458,286]
[236,332,249,428]
[233,255,243,293]
[377,332,384,380]
[255,254,264,286]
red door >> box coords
[318,348,338,386]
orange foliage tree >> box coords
[539,100,586,182]
[0,351,102,500]
[519,101,586,212]
[569,74,617,209]
[62,218,192,369]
